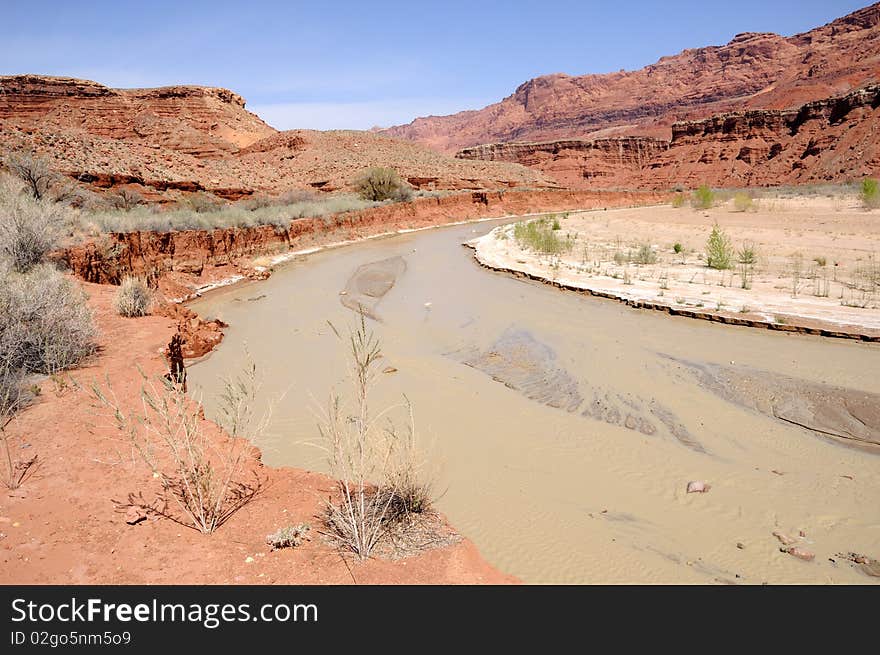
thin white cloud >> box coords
[249,98,491,131]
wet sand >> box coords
[188,217,880,584]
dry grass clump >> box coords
[114,276,152,317]
[319,314,440,560]
[84,192,380,233]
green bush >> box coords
[673,242,683,254]
[705,223,733,270]
[513,218,574,255]
[861,178,879,209]
[353,167,413,202]
[671,193,686,208]
[733,192,753,212]
[691,185,715,210]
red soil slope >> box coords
[0,76,552,199]
[385,3,880,153]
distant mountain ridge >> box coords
[383,3,880,153]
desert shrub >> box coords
[109,187,145,211]
[673,242,683,254]
[513,218,574,256]
[114,276,152,317]
[737,241,758,289]
[551,216,561,230]
[0,362,38,489]
[92,364,264,534]
[634,243,657,265]
[691,185,715,210]
[0,191,66,273]
[861,178,880,209]
[705,223,733,270]
[0,264,96,374]
[185,191,224,213]
[671,193,686,208]
[4,152,59,201]
[321,315,434,559]
[733,192,753,212]
[353,167,413,202]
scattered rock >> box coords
[383,366,398,374]
[124,507,147,525]
[736,542,746,550]
[245,556,255,564]
[773,531,796,546]
[686,480,710,493]
[786,547,815,562]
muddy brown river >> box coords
[188,214,880,584]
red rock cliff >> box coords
[385,3,880,153]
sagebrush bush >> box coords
[671,193,686,208]
[0,190,65,273]
[0,264,97,374]
[634,243,657,265]
[114,276,151,317]
[861,178,880,209]
[353,167,413,202]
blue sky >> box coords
[0,1,870,130]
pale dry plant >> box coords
[0,363,38,489]
[319,314,435,559]
[91,366,263,534]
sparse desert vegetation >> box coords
[479,190,880,330]
[513,215,574,255]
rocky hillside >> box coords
[0,76,552,201]
[385,3,880,153]
[457,84,880,189]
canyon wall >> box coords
[386,3,880,153]
[456,84,880,189]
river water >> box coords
[188,215,880,583]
